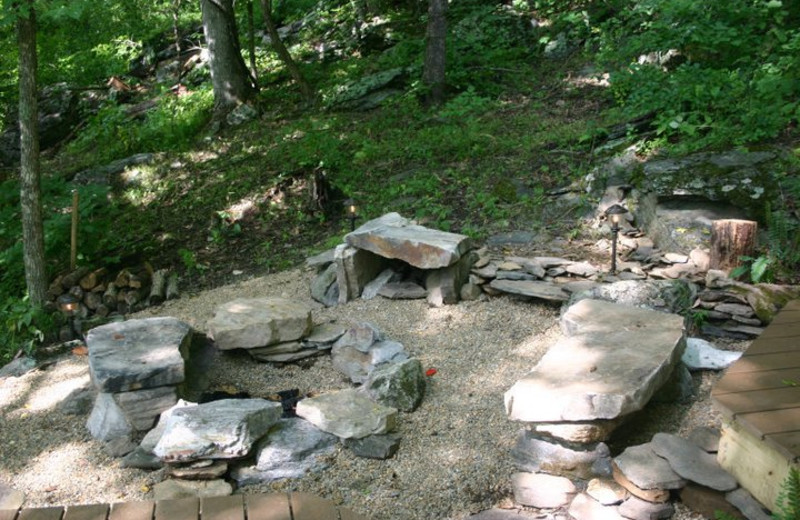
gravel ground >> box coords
[0,267,747,519]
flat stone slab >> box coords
[344,212,472,269]
[650,433,737,491]
[208,298,312,350]
[682,337,742,371]
[505,300,685,423]
[154,398,282,462]
[614,443,686,490]
[87,317,190,393]
[295,388,397,439]
[489,279,570,301]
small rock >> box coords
[587,478,629,506]
[345,433,401,459]
[618,495,674,520]
[682,338,742,371]
[120,446,163,470]
[167,460,228,480]
[680,483,744,519]
[295,388,397,439]
[650,433,737,491]
[725,488,772,520]
[378,281,427,299]
[152,478,233,500]
[568,493,626,520]
[0,356,36,378]
[512,472,576,509]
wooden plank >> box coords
[289,493,338,520]
[200,496,243,520]
[758,322,800,339]
[63,504,109,520]
[737,407,800,436]
[0,509,20,520]
[766,431,800,460]
[154,498,198,520]
[338,507,370,520]
[244,494,291,520]
[712,386,800,417]
[724,352,800,374]
[718,420,795,510]
[743,336,800,356]
[18,507,64,520]
[108,501,154,520]
[781,300,800,313]
[713,367,800,395]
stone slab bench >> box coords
[712,298,800,511]
[0,493,367,520]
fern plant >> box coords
[773,467,800,520]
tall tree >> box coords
[17,0,47,305]
[259,0,312,100]
[422,0,447,106]
[201,0,257,115]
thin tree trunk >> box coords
[260,0,313,100]
[422,0,447,106]
[246,0,258,83]
[172,0,183,82]
[201,0,257,115]
[17,1,47,306]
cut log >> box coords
[166,273,180,300]
[80,267,108,290]
[710,219,758,273]
[84,291,103,311]
[68,285,85,301]
[95,304,110,318]
[115,268,132,288]
[149,269,168,306]
[128,271,151,289]
[103,282,119,308]
[61,267,90,289]
[47,275,65,299]
[124,289,141,307]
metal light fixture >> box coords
[57,293,80,340]
[344,198,358,232]
[605,204,628,274]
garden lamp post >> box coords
[605,204,627,274]
[345,199,359,232]
[57,293,80,339]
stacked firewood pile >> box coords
[48,265,179,319]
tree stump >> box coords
[710,219,758,272]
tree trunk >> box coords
[422,0,447,106]
[246,0,257,83]
[259,0,313,100]
[710,219,758,273]
[201,0,257,115]
[17,2,47,306]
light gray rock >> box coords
[345,212,473,269]
[650,432,737,491]
[650,363,693,403]
[618,495,675,520]
[464,509,545,520]
[87,317,190,393]
[113,386,178,431]
[725,488,772,520]
[614,443,686,490]
[365,358,426,412]
[378,281,427,299]
[715,303,755,317]
[0,356,36,378]
[139,399,197,453]
[295,388,397,439]
[460,282,484,301]
[532,420,625,444]
[344,433,401,459]
[230,418,337,484]
[305,248,335,270]
[426,250,478,306]
[506,300,685,423]
[120,446,163,470]
[495,270,537,281]
[587,478,629,505]
[152,478,233,500]
[87,392,133,442]
[154,398,282,462]
[207,298,312,350]
[566,261,599,277]
[512,472,576,509]
[302,323,347,349]
[333,322,383,353]
[688,427,721,453]
[310,263,338,306]
[102,435,138,457]
[332,325,407,384]
[505,256,547,278]
[489,279,570,301]
[167,460,228,480]
[361,268,402,300]
[682,338,742,371]
[568,493,626,520]
[511,430,612,479]
[58,379,95,415]
[0,482,25,510]
[568,280,698,315]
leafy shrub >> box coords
[0,297,56,365]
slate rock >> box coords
[333,322,383,353]
[345,212,473,269]
[120,446,163,470]
[464,509,543,520]
[650,363,693,403]
[335,244,387,303]
[512,472,577,509]
[87,317,190,393]
[378,281,427,299]
[153,478,233,501]
[305,248,335,270]
[310,263,339,306]
[58,380,96,415]
[682,338,742,371]
[0,482,24,510]
[113,386,178,431]
[612,463,670,503]
[587,478,629,506]
[680,483,744,519]
[511,430,612,479]
[568,280,698,315]
[0,356,36,378]
[568,493,626,520]
[332,327,407,384]
[650,432,737,491]
[614,444,686,491]
[532,419,625,444]
[365,358,426,412]
[154,398,282,462]
[725,488,772,520]
[295,388,397,439]
[302,323,347,349]
[139,399,198,453]
[167,460,228,480]
[489,279,570,302]
[460,282,484,301]
[208,298,312,350]
[688,427,721,453]
[426,250,477,306]
[345,433,401,459]
[102,435,138,457]
[87,392,133,442]
[618,495,675,520]
[362,269,402,300]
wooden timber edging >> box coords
[711,298,800,510]
[0,492,368,520]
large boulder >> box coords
[207,298,312,350]
[295,388,397,439]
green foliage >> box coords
[773,467,800,520]
[67,86,213,164]
[0,297,55,364]
[731,255,774,284]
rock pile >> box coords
[85,317,191,456]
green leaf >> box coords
[750,255,772,283]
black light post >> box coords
[605,204,627,274]
[345,199,358,232]
[57,293,80,339]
